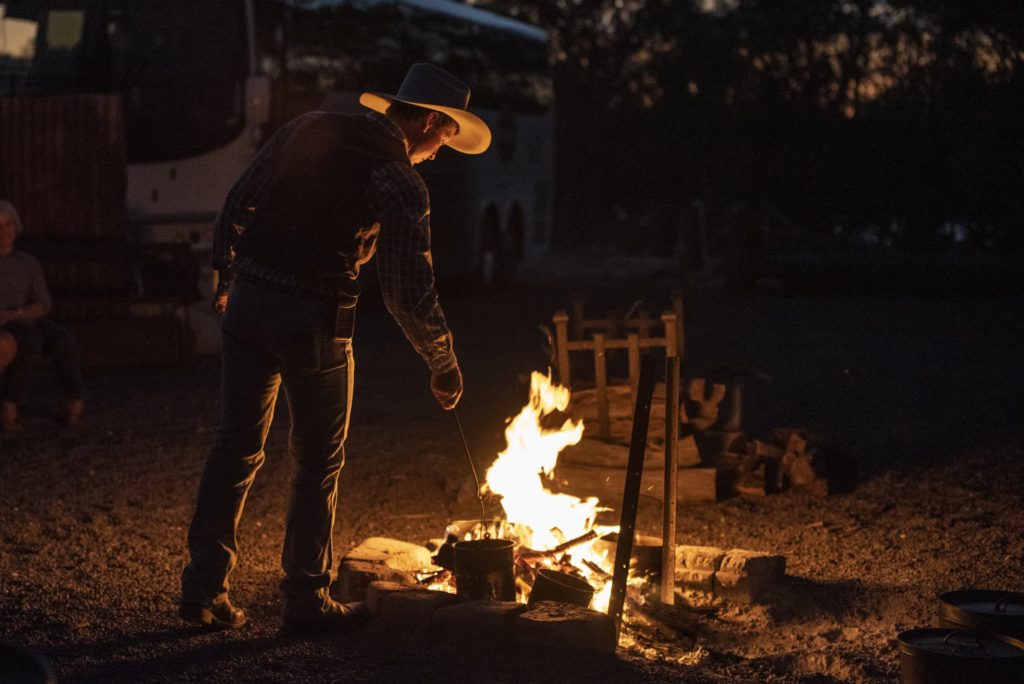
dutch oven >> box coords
[897,627,1024,684]
[939,589,1024,640]
[528,568,595,608]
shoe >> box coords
[1,401,21,435]
[60,399,84,428]
[179,596,247,629]
[281,590,371,636]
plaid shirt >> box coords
[213,112,457,373]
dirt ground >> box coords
[2,264,1022,683]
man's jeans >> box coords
[181,277,353,605]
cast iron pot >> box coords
[452,538,516,601]
[528,568,595,608]
[897,627,1024,684]
[939,589,1024,640]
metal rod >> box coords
[453,408,487,533]
[661,355,680,604]
[608,353,659,643]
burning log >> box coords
[583,559,612,582]
[518,530,599,564]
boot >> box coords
[1,401,20,435]
[281,587,370,635]
[179,595,247,629]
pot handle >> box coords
[942,630,988,653]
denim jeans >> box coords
[181,277,354,605]
[1,319,85,403]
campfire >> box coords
[425,371,620,611]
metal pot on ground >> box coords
[939,589,1024,640]
[897,627,1024,684]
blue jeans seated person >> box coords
[0,318,85,433]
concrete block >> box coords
[675,545,726,571]
[338,559,416,601]
[377,587,461,631]
[719,549,786,577]
[676,568,715,592]
[344,537,433,572]
[433,600,527,643]
[365,580,426,616]
[512,601,616,653]
[713,570,773,603]
[714,549,786,603]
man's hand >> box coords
[430,365,463,410]
[213,290,229,316]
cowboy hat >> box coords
[360,63,491,155]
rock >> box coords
[512,601,617,652]
[675,545,726,571]
[719,549,786,576]
[676,568,715,592]
[713,570,773,603]
[338,559,416,601]
[344,537,434,572]
[432,600,527,643]
[714,549,786,603]
[365,580,425,616]
[376,587,461,631]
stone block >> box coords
[365,580,425,616]
[338,559,416,601]
[344,537,434,572]
[433,600,527,643]
[714,549,786,603]
[512,601,617,653]
[719,549,786,577]
[377,587,461,631]
[676,568,715,592]
[675,545,726,571]
[713,570,774,603]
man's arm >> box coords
[369,161,462,407]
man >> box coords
[180,64,491,633]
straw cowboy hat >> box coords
[360,63,492,155]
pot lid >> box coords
[941,590,1024,616]
[899,628,1024,659]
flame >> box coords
[483,371,617,612]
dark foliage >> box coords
[468,0,1024,251]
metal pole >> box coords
[608,353,658,642]
[661,355,680,604]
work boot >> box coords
[60,398,84,428]
[179,595,247,630]
[1,401,21,435]
[281,588,370,636]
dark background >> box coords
[472,0,1023,264]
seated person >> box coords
[0,199,85,433]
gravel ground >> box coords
[2,267,1022,683]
